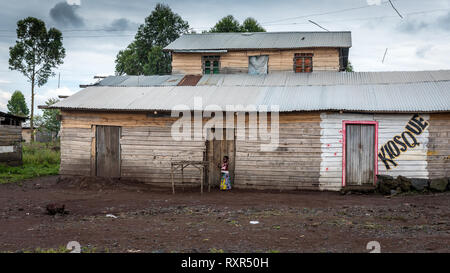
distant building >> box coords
[0,111,27,166]
[21,122,56,143]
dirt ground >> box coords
[0,176,449,253]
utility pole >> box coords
[58,72,60,88]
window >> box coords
[293,53,313,73]
[248,55,269,75]
[202,56,220,74]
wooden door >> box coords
[96,125,121,177]
[205,128,235,188]
[345,124,375,186]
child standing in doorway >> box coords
[218,156,232,190]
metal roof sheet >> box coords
[96,70,450,87]
[164,31,352,51]
[51,81,450,113]
[96,74,184,87]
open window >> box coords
[293,53,313,73]
[248,55,269,75]
[202,56,220,74]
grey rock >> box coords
[429,178,448,192]
[397,176,412,192]
[411,178,429,191]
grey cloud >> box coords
[399,12,450,33]
[50,2,84,27]
[398,21,429,33]
[416,45,432,58]
[105,18,139,31]
[437,12,450,31]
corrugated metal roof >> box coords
[96,70,450,87]
[96,74,184,86]
[164,31,352,51]
[51,81,450,113]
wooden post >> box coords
[171,163,175,194]
[181,165,184,183]
[200,166,204,194]
[208,167,211,192]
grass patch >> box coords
[0,141,60,184]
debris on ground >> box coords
[106,214,118,218]
[45,203,66,215]
[429,178,448,192]
[376,175,450,195]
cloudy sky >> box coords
[1,0,450,114]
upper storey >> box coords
[164,31,352,75]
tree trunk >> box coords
[30,77,35,142]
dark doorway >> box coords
[205,128,236,188]
[96,125,121,177]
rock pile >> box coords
[376,175,449,195]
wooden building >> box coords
[0,111,26,166]
[164,32,351,74]
[44,31,450,191]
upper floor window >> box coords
[248,55,269,75]
[203,56,220,74]
[293,53,313,73]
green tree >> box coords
[9,17,65,141]
[42,98,60,140]
[210,15,242,32]
[346,61,354,72]
[6,90,29,116]
[115,3,189,75]
[209,16,266,33]
[115,42,141,75]
[143,46,171,75]
[241,17,266,32]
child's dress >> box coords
[220,162,232,190]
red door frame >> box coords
[342,120,379,187]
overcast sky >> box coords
[1,0,450,114]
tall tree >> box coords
[143,46,171,75]
[241,17,266,32]
[115,3,189,75]
[9,17,65,141]
[346,61,354,72]
[41,98,61,140]
[6,90,29,117]
[210,15,242,32]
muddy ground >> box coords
[0,176,449,253]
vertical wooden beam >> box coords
[200,166,204,194]
[90,125,96,176]
[171,163,175,194]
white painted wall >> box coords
[319,112,429,191]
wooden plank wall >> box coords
[427,113,450,178]
[171,48,340,75]
[60,111,205,185]
[0,125,22,166]
[234,112,322,190]
[60,127,92,176]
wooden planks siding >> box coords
[60,127,92,176]
[0,125,22,166]
[60,111,205,185]
[234,112,322,190]
[427,113,450,178]
[171,48,340,75]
